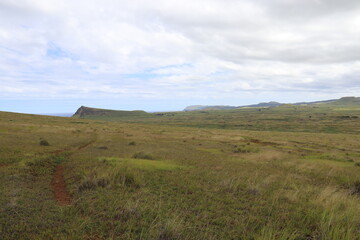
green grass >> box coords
[303,157,355,167]
[76,104,360,134]
[1,107,360,239]
[196,147,223,154]
[99,157,188,171]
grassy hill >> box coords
[73,106,150,120]
[1,104,360,239]
[183,97,360,112]
[75,98,360,134]
[324,96,360,106]
[184,105,237,111]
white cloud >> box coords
[0,0,359,109]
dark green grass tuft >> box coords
[133,151,155,160]
[39,139,50,146]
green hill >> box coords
[73,106,149,120]
[326,96,360,106]
[71,97,360,134]
[183,97,360,112]
[184,105,237,111]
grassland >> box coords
[76,104,360,134]
[1,104,360,239]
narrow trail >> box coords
[51,138,96,206]
[78,139,96,150]
[52,165,71,205]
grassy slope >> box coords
[1,108,360,239]
[78,103,360,134]
[73,106,149,120]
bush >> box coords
[133,152,154,160]
[129,141,136,146]
[355,162,360,167]
[39,140,50,146]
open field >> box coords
[76,104,360,134]
[1,106,360,239]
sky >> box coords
[1,0,360,114]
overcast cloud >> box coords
[0,0,359,112]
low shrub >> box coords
[39,140,50,146]
[129,141,136,146]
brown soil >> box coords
[52,165,71,205]
[0,164,9,168]
[51,139,95,205]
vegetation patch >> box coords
[132,151,155,160]
[2,103,360,239]
[278,145,297,150]
[70,121,89,124]
[233,144,260,153]
[39,139,50,146]
[97,146,109,150]
[157,217,184,240]
[303,158,353,167]
[197,147,223,154]
[99,157,187,171]
[303,154,354,166]
[352,181,360,195]
[78,172,138,192]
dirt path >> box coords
[51,139,96,205]
[52,165,71,205]
[78,139,96,150]
[0,164,9,168]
